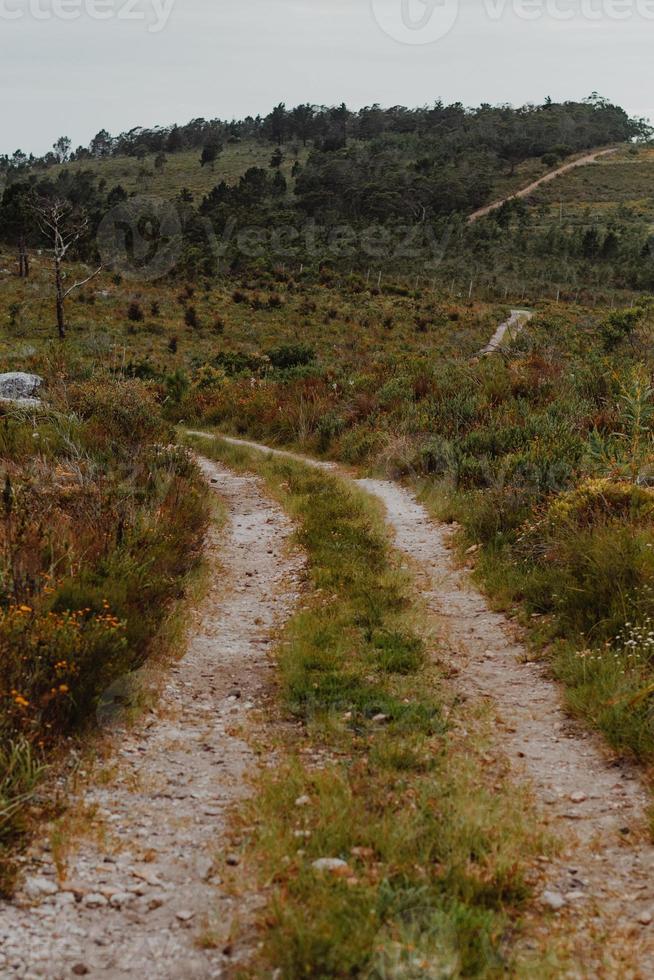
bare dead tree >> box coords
[31,197,102,339]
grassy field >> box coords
[6,236,654,767]
[0,246,500,374]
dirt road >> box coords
[468,146,619,223]
[205,432,654,974]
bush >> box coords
[127,301,144,322]
[184,305,200,329]
[266,344,315,371]
[66,378,170,455]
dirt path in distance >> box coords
[468,146,619,224]
[478,308,533,355]
[0,458,304,979]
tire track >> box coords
[0,458,304,978]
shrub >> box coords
[66,378,170,454]
[127,301,144,322]
[184,305,200,329]
[266,344,315,371]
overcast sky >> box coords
[1,0,652,156]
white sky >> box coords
[1,0,652,155]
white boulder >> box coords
[0,372,43,407]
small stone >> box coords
[72,965,89,976]
[294,795,311,807]
[371,713,389,724]
[312,858,349,873]
[176,909,195,922]
[109,893,132,908]
[83,893,108,908]
[638,911,652,925]
[60,881,87,901]
[24,876,58,899]
[541,890,566,911]
[0,371,42,406]
[196,857,214,880]
[569,791,587,804]
[226,855,240,867]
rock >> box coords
[294,795,311,807]
[196,856,214,880]
[312,858,350,873]
[55,892,76,906]
[0,372,42,407]
[176,909,195,922]
[24,876,58,899]
[466,544,481,555]
[59,880,87,901]
[569,791,587,804]
[72,966,89,976]
[638,910,652,925]
[109,892,132,908]
[83,893,108,908]
[226,855,240,866]
[371,713,389,724]
[541,890,566,911]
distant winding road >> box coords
[468,146,620,224]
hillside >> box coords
[38,141,308,202]
[1,96,648,295]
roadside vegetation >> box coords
[186,434,559,977]
[0,376,208,892]
[179,298,654,766]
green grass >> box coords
[0,739,46,894]
[185,433,560,978]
